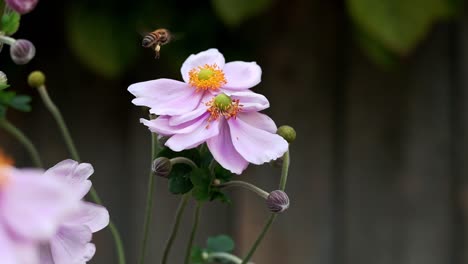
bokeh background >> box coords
[1,0,467,263]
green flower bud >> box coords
[27,71,46,88]
[198,68,214,81]
[214,93,232,110]
[0,71,8,89]
[277,125,296,143]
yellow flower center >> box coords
[189,64,227,92]
[206,94,242,128]
[0,150,13,187]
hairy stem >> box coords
[161,194,190,264]
[184,202,202,264]
[216,180,269,199]
[170,157,198,169]
[241,149,290,264]
[208,252,253,264]
[138,132,159,264]
[37,85,126,264]
[0,119,43,167]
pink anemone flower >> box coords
[0,154,79,264]
[128,48,262,116]
[140,92,288,174]
[39,160,109,264]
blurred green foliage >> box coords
[1,11,20,36]
[212,0,272,27]
[0,85,32,118]
[348,0,460,65]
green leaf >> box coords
[1,11,20,35]
[8,95,32,112]
[66,5,138,78]
[190,168,212,201]
[214,164,233,183]
[0,104,6,118]
[212,0,272,27]
[347,0,457,55]
[210,190,231,204]
[0,91,15,105]
[354,27,398,68]
[207,235,235,253]
[190,247,207,264]
[169,173,193,194]
[0,83,9,90]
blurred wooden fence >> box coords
[1,1,468,264]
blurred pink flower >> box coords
[5,0,38,14]
[40,160,109,264]
[128,48,262,116]
[0,155,79,264]
[140,92,288,174]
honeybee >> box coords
[142,28,172,59]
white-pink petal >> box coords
[207,121,248,174]
[223,61,262,90]
[44,160,93,199]
[180,49,225,83]
[129,79,202,115]
[228,118,288,165]
[230,91,270,112]
[237,112,277,134]
[140,113,209,136]
[165,118,219,151]
[49,225,93,264]
[65,202,109,233]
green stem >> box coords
[170,157,198,169]
[138,132,158,264]
[161,194,190,264]
[37,85,126,264]
[208,252,252,264]
[184,202,202,264]
[216,180,269,199]
[279,150,290,191]
[0,118,43,167]
[241,149,290,264]
[0,35,15,45]
[37,85,80,161]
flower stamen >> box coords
[0,150,13,187]
[189,64,227,92]
[206,94,242,128]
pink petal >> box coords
[44,160,93,199]
[223,61,262,90]
[0,224,17,264]
[0,220,39,264]
[180,49,225,83]
[165,119,219,151]
[228,118,288,165]
[129,79,203,115]
[3,169,78,240]
[50,225,93,264]
[207,121,248,174]
[229,91,270,112]
[83,243,96,262]
[237,112,277,133]
[168,93,212,126]
[65,202,109,233]
[140,113,209,136]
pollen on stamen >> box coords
[205,95,242,128]
[0,150,13,186]
[188,64,227,92]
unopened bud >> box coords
[0,71,8,89]
[10,39,36,65]
[266,190,290,213]
[27,71,45,88]
[277,125,296,143]
[5,0,39,14]
[152,157,172,178]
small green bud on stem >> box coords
[27,71,46,88]
[277,125,296,143]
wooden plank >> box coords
[344,26,453,264]
[233,1,338,263]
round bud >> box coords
[5,0,39,14]
[277,125,296,143]
[27,71,46,88]
[152,157,172,178]
[213,179,221,186]
[214,93,232,110]
[10,39,36,65]
[266,190,290,213]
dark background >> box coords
[1,0,467,263]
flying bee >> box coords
[142,28,172,59]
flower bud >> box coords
[266,190,290,213]
[27,71,45,88]
[0,71,8,88]
[152,157,172,178]
[277,125,296,143]
[10,39,36,65]
[5,0,39,14]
